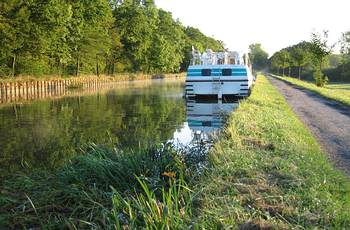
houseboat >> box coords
[185,48,254,99]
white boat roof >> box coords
[188,64,247,69]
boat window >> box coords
[222,69,232,76]
[201,69,211,76]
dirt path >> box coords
[268,76,350,176]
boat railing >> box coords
[190,48,252,68]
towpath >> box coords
[267,76,350,177]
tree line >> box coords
[0,0,224,77]
[269,31,350,86]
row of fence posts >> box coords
[0,78,112,104]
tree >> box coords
[148,10,185,73]
[270,51,284,75]
[248,43,269,71]
[180,26,224,71]
[68,0,114,76]
[338,31,350,80]
[0,0,224,77]
[279,50,290,76]
[340,31,350,57]
[0,0,31,76]
[309,31,333,87]
[290,46,309,79]
[113,2,157,72]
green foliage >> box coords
[328,54,342,68]
[313,68,328,87]
[269,41,334,81]
[290,45,310,79]
[309,31,333,68]
[180,27,224,71]
[269,51,284,75]
[308,31,333,86]
[280,50,292,76]
[0,0,224,77]
[248,43,269,71]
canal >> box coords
[0,79,237,177]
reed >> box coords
[0,143,199,229]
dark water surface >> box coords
[0,79,237,176]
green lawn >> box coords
[272,74,350,106]
[327,83,350,90]
[1,75,349,229]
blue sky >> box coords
[155,0,350,55]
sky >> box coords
[155,0,350,56]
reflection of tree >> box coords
[0,82,185,176]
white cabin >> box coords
[186,49,254,99]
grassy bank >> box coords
[195,75,350,228]
[1,75,350,229]
[0,73,185,84]
[271,74,350,106]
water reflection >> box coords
[0,79,238,177]
[173,99,238,147]
[0,80,185,176]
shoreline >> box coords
[0,73,185,105]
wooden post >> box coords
[4,83,7,102]
[13,82,17,100]
[0,83,3,102]
[10,82,14,101]
[36,81,39,98]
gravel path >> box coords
[268,76,350,176]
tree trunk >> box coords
[282,68,285,76]
[76,57,80,76]
[96,55,99,77]
[288,66,291,77]
[58,61,62,77]
[298,66,302,80]
[105,58,109,75]
[112,62,115,75]
[12,55,16,77]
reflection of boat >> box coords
[185,48,254,99]
[172,99,238,146]
[186,99,238,133]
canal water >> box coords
[0,79,237,176]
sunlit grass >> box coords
[194,75,350,228]
[272,74,350,106]
[327,83,350,90]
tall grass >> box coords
[111,176,193,229]
[0,143,199,229]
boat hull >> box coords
[185,65,254,99]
